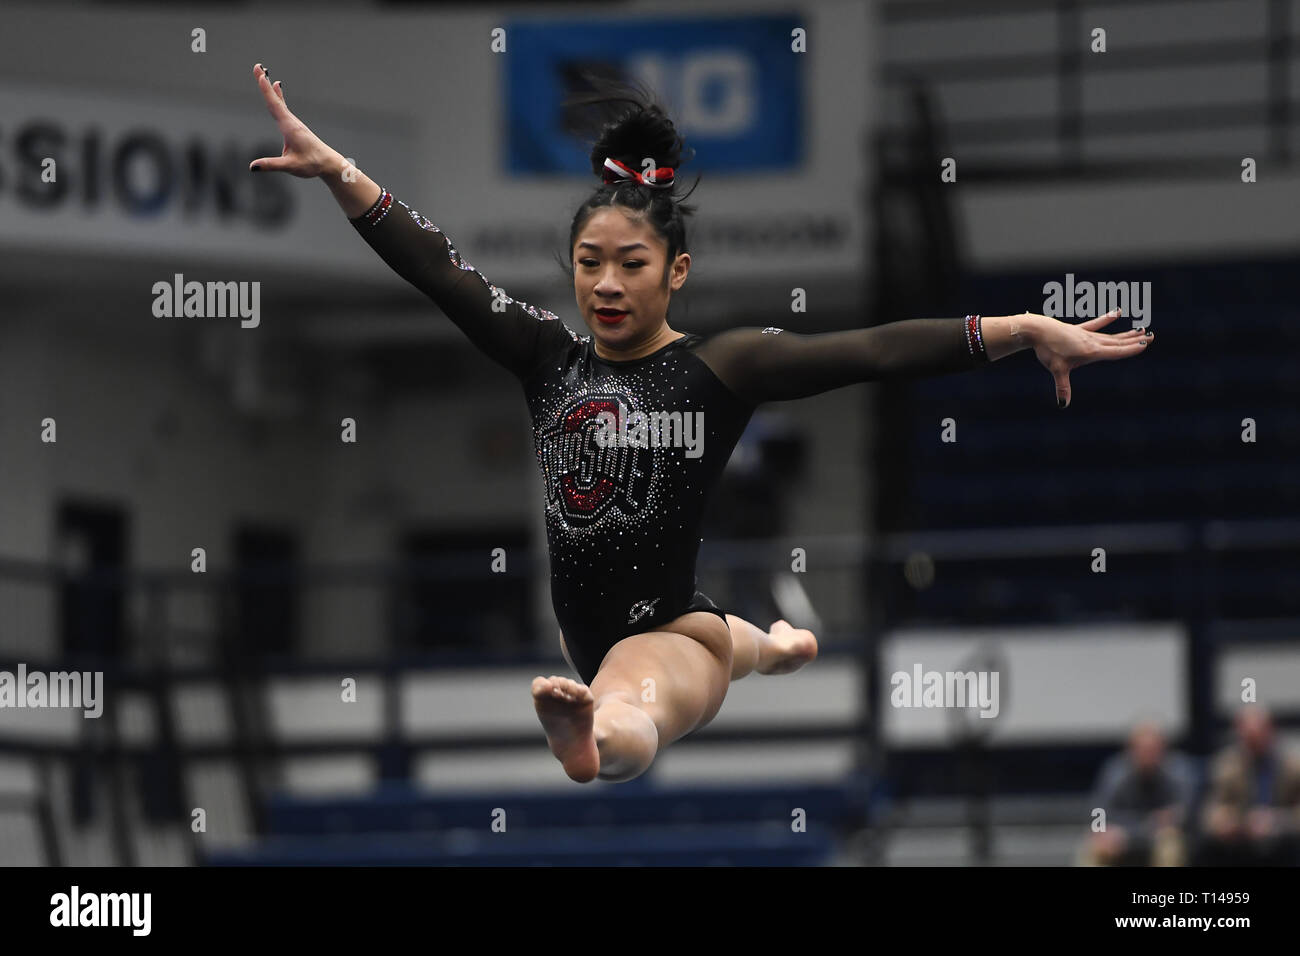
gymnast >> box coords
[248,64,1154,784]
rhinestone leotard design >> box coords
[350,189,987,682]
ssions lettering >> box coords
[538,394,651,527]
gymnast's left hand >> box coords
[1026,308,1154,409]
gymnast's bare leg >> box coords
[532,613,817,784]
[724,615,818,680]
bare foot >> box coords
[531,675,599,783]
[757,619,818,675]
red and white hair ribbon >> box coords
[602,156,675,188]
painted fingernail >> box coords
[1058,397,1066,408]
[251,165,261,172]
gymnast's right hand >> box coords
[247,63,335,178]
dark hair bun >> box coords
[589,101,685,182]
[561,74,694,185]
[558,73,701,282]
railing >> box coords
[876,0,1297,179]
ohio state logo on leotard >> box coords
[537,394,650,527]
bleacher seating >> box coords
[202,777,872,866]
[880,258,1300,622]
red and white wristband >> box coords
[964,314,988,361]
[359,187,394,227]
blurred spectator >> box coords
[1195,705,1300,866]
[1080,722,1195,866]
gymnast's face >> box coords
[573,206,690,351]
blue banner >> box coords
[505,15,804,176]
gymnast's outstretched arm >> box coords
[245,61,578,382]
[694,310,1153,408]
[342,185,582,380]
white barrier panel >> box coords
[1216,644,1300,713]
[882,622,1187,745]
[265,675,385,742]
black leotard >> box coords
[350,188,988,684]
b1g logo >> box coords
[537,394,651,527]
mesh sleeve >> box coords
[349,188,585,381]
[693,319,990,405]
